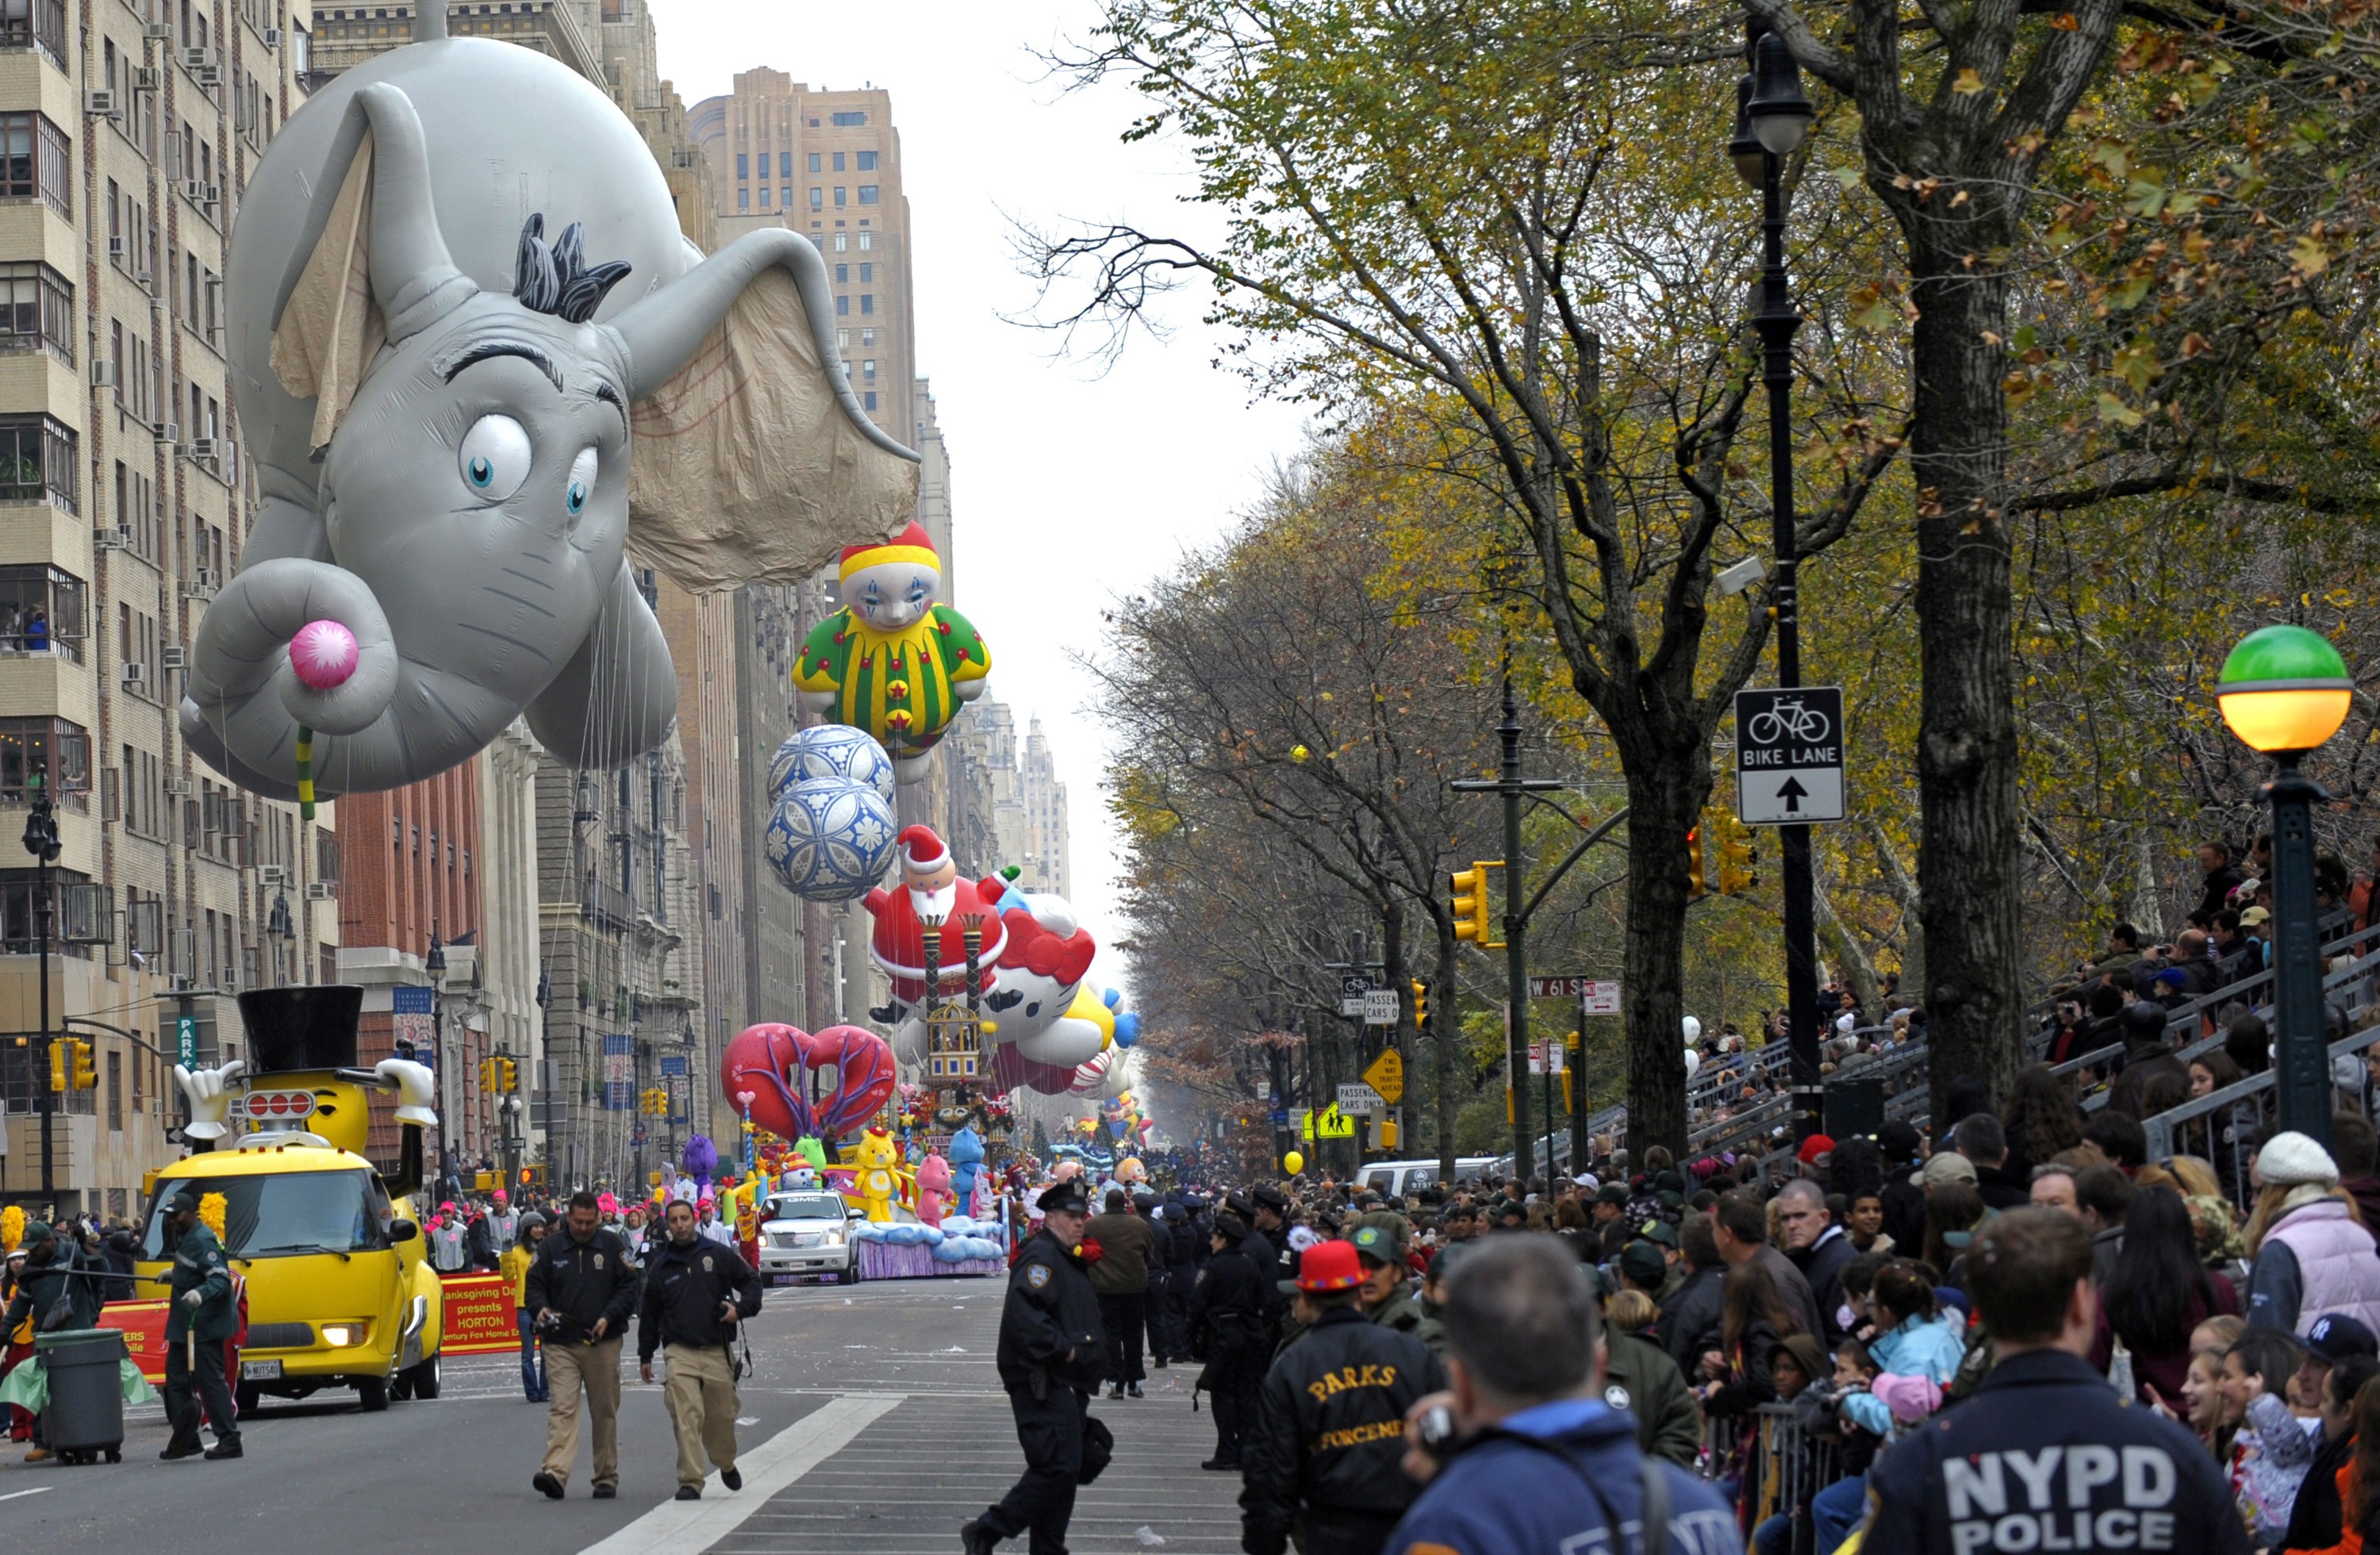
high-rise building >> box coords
[0,0,332,1217]
[1021,717,1071,898]
[689,72,919,448]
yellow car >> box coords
[135,1135,447,1412]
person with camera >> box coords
[1387,1236,1735,1555]
[524,1189,640,1501]
[964,1177,1106,1555]
[1242,1238,1445,1555]
[638,1197,762,1500]
[1859,1208,2251,1553]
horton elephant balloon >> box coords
[186,13,918,801]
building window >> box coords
[0,565,84,663]
[758,187,770,208]
[835,232,848,251]
[861,328,876,346]
[833,186,846,208]
[835,263,848,284]
[778,151,791,177]
[807,152,820,173]
[0,415,74,509]
[832,110,866,126]
[809,186,822,210]
[862,359,876,379]
[0,113,70,220]
[864,391,877,411]
[781,186,791,208]
[735,152,747,179]
[836,328,850,349]
[860,294,874,315]
[858,184,879,205]
[858,149,878,171]
[859,263,873,282]
[0,715,88,804]
[860,232,873,250]
[0,0,64,63]
[0,261,70,363]
[0,866,94,952]
[737,188,749,210]
[831,151,845,171]
[835,294,849,317]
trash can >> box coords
[35,1328,124,1463]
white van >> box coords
[1358,1158,1501,1199]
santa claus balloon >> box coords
[862,825,1010,1028]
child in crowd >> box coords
[1751,1334,1835,1555]
[1830,1337,1887,1475]
[2225,1329,2317,1545]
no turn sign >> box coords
[1734,686,1847,826]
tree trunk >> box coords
[1620,748,1712,1157]
[1814,876,1881,1021]
[1434,920,1461,1180]
[1860,819,1925,998]
[1906,232,2025,1121]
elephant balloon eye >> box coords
[565,447,597,518]
[458,414,532,501]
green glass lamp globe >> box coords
[2217,624,2353,754]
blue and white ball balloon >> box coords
[769,724,896,804]
[765,775,897,902]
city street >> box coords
[0,1280,1239,1555]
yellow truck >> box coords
[135,985,447,1412]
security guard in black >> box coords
[1242,1239,1446,1555]
[637,1223,763,1361]
[966,1180,1105,1555]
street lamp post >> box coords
[266,891,294,985]
[425,925,448,1187]
[1728,21,1824,1140]
[21,774,58,1200]
[2217,624,2355,1146]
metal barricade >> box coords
[1700,1402,1848,1553]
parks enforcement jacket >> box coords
[1242,1306,1446,1555]
[1863,1349,2252,1555]
[524,1226,639,1342]
[165,1221,236,1343]
[637,1234,762,1364]
[996,1229,1103,1394]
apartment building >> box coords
[0,0,332,1217]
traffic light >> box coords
[477,1056,497,1093]
[1451,862,1502,946]
[1720,827,1760,895]
[46,1039,64,1092]
[639,1087,670,1116]
[1411,980,1428,1032]
[498,1057,518,1094]
[1687,827,1706,899]
[69,1039,94,1091]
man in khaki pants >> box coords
[524,1190,639,1500]
[639,1198,764,1499]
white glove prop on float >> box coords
[374,1058,440,1128]
[175,1058,248,1141]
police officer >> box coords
[524,1189,640,1501]
[964,1179,1104,1555]
[638,1197,763,1499]
[1188,1209,1268,1470]
[1860,1208,2251,1555]
[1243,1239,1445,1555]
[159,1191,240,1461]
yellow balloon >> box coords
[1283,1150,1305,1176]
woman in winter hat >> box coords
[2246,1131,2380,1336]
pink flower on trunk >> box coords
[290,620,359,689]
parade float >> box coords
[121,985,451,1413]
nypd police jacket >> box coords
[997,1229,1104,1394]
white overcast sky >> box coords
[647,0,1308,993]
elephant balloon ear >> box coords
[615,229,920,592]
[269,83,477,455]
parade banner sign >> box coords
[438,1272,518,1355]
[98,1300,170,1383]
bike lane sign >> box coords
[1734,685,1846,825]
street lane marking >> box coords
[576,1392,902,1555]
[0,1488,51,1503]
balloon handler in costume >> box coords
[795,523,991,782]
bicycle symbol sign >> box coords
[1734,685,1846,826]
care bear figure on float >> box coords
[853,1127,900,1223]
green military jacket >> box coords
[165,1221,236,1343]
[1367,1286,1445,1356]
[1600,1328,1702,1468]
